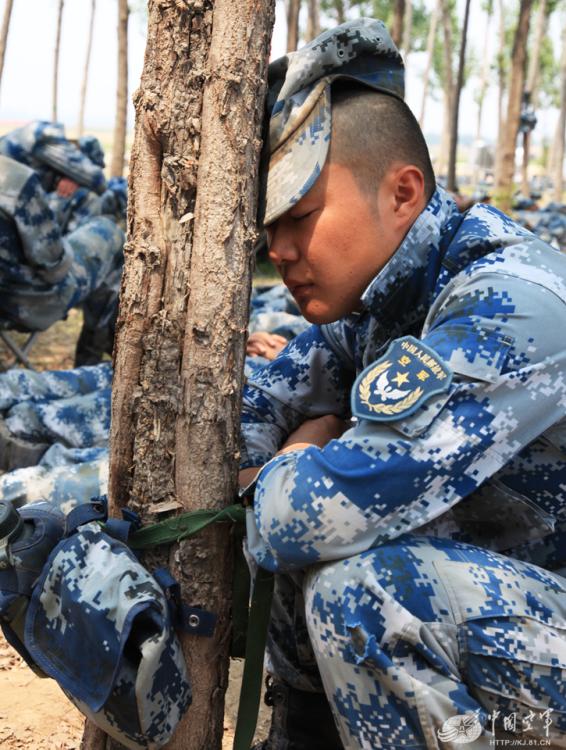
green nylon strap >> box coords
[125,503,272,749]
[232,568,274,750]
[128,503,246,549]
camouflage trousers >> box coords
[267,536,566,749]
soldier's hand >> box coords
[279,415,350,455]
[246,331,288,360]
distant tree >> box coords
[553,18,566,202]
[391,0,405,46]
[402,0,413,63]
[436,0,456,177]
[287,0,301,51]
[320,0,345,23]
[418,0,440,127]
[473,0,494,143]
[110,0,129,178]
[52,0,64,122]
[0,0,14,98]
[495,0,534,211]
[493,0,510,186]
[77,0,96,138]
[446,0,471,192]
[306,0,321,41]
[520,0,559,194]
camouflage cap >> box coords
[262,18,404,226]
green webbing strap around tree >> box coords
[128,503,247,549]
[126,503,273,750]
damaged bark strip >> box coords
[82,1,275,749]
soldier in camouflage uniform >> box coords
[239,19,566,749]
[0,122,126,364]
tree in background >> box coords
[52,0,64,122]
[82,0,275,748]
[446,0,471,192]
[110,0,129,178]
[391,0,406,46]
[418,0,440,127]
[553,17,566,201]
[287,0,301,50]
[0,0,14,99]
[77,0,96,138]
[436,0,456,177]
[495,0,534,211]
[306,0,321,41]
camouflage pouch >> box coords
[0,500,191,750]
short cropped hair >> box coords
[330,83,436,201]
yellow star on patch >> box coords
[392,371,409,386]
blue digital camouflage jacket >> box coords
[241,188,566,573]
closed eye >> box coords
[291,209,316,221]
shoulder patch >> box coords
[351,336,453,422]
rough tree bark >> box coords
[495,0,534,212]
[553,19,566,202]
[110,0,129,178]
[286,0,301,52]
[391,0,405,48]
[52,0,64,122]
[82,0,275,748]
[306,0,320,42]
[78,0,96,138]
[446,0,470,192]
[0,0,14,97]
[418,0,440,128]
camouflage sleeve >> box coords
[247,267,566,571]
[240,323,355,468]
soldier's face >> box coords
[266,161,402,324]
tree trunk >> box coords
[446,0,471,193]
[286,0,300,52]
[0,0,14,97]
[81,1,276,749]
[437,0,454,178]
[472,1,493,187]
[521,0,548,195]
[553,19,566,203]
[526,0,546,102]
[110,0,128,178]
[333,0,345,24]
[418,0,440,128]
[391,0,405,48]
[305,0,320,42]
[474,1,493,143]
[401,0,412,68]
[77,0,96,138]
[494,0,507,186]
[495,0,534,212]
[52,0,64,122]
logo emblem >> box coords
[437,713,483,744]
[351,336,453,422]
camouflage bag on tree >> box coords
[0,498,191,750]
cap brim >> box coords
[263,86,331,226]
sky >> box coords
[0,0,562,147]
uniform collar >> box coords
[359,186,459,331]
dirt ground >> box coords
[0,312,270,748]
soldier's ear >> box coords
[391,164,425,219]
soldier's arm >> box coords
[246,265,566,571]
[239,322,356,471]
